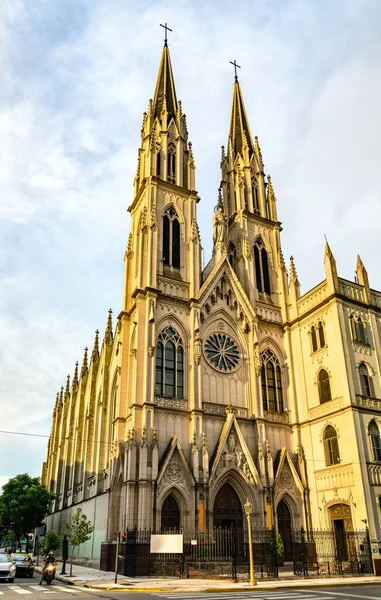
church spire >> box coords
[228,79,255,158]
[151,40,178,124]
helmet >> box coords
[48,550,54,556]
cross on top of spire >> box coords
[160,22,172,47]
[230,59,241,83]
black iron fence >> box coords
[100,526,373,580]
[293,527,373,577]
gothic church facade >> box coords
[42,41,381,564]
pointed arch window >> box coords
[318,322,325,347]
[310,322,326,353]
[254,238,270,294]
[369,421,381,462]
[162,207,180,269]
[359,363,373,397]
[318,369,331,404]
[350,315,367,344]
[167,142,176,184]
[323,425,340,466]
[155,327,184,398]
[311,326,318,352]
[356,318,367,344]
[261,349,284,413]
[251,175,260,215]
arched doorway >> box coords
[328,503,353,561]
[277,499,293,560]
[161,494,180,531]
[213,483,243,529]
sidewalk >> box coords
[34,560,381,592]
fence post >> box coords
[301,526,308,577]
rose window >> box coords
[204,333,240,372]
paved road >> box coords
[2,583,381,600]
[0,579,98,599]
[152,589,381,600]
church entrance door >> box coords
[213,483,243,529]
[328,503,353,561]
[277,499,293,560]
[161,494,180,531]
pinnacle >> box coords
[92,329,100,361]
[104,309,113,343]
[290,256,299,283]
[81,347,88,377]
[72,361,79,392]
[65,375,70,398]
[217,187,224,210]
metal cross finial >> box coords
[230,59,241,83]
[160,22,172,47]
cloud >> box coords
[0,0,381,485]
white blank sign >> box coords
[150,534,183,554]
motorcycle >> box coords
[43,563,56,585]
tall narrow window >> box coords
[172,219,180,268]
[349,315,357,341]
[311,326,318,352]
[155,327,184,398]
[266,362,276,412]
[155,341,163,395]
[228,243,236,269]
[162,207,181,269]
[261,349,284,413]
[323,425,340,466]
[156,150,161,177]
[167,142,176,184]
[164,340,175,397]
[359,363,373,397]
[318,369,331,404]
[261,364,268,410]
[356,318,366,344]
[369,421,381,462]
[163,215,170,265]
[251,176,259,215]
[254,238,271,294]
[318,322,325,347]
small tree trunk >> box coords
[70,550,74,577]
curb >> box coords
[83,580,381,592]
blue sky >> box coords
[1,0,381,489]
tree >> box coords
[62,508,94,576]
[39,530,61,557]
[0,474,55,552]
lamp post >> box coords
[244,499,256,586]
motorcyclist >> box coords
[39,550,56,585]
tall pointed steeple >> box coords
[228,80,255,158]
[152,43,178,124]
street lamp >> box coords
[244,499,256,586]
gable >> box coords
[198,256,256,330]
[209,411,261,488]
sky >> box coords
[1,0,381,490]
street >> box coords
[1,583,381,600]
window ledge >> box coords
[354,395,381,411]
[154,396,188,410]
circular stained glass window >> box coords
[204,333,240,372]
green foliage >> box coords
[39,530,62,556]
[0,474,55,547]
[62,508,94,552]
[275,532,284,557]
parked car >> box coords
[0,554,16,582]
[10,554,34,578]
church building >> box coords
[42,37,381,566]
